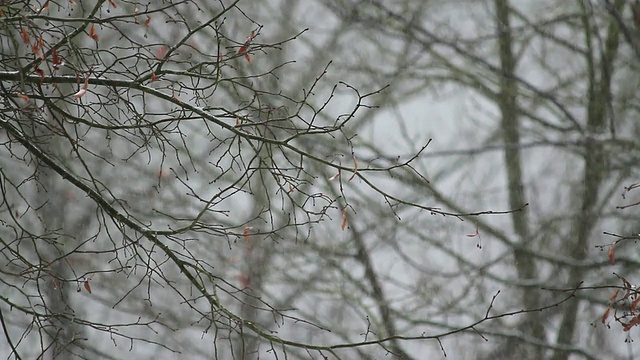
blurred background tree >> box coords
[312,0,640,359]
[2,0,640,359]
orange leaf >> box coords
[83,280,92,294]
[608,243,615,265]
[32,36,44,59]
[237,30,256,53]
[31,43,42,59]
[51,48,63,70]
[108,0,117,7]
[348,156,358,181]
[341,208,348,231]
[151,72,157,82]
[623,287,632,301]
[17,93,30,102]
[601,306,611,324]
[623,314,640,331]
[89,24,99,41]
[21,27,29,44]
[144,16,151,27]
[155,45,167,59]
[34,67,45,84]
[609,289,620,301]
[466,228,479,237]
[52,48,60,63]
[632,296,640,311]
[72,76,89,98]
[73,88,87,98]
[237,30,256,63]
[243,226,250,242]
[621,276,632,292]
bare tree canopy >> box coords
[2,0,640,359]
